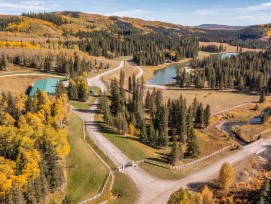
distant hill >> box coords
[196,24,247,30]
[0,11,270,45]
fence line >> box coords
[143,144,235,171]
[171,144,235,170]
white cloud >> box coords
[194,2,271,16]
[0,0,52,12]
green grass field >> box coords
[104,133,147,161]
[110,172,138,204]
[66,112,109,203]
[69,86,100,110]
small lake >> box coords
[147,63,187,85]
[147,52,239,85]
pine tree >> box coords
[170,138,183,165]
[186,129,200,158]
[55,81,66,98]
[203,104,211,127]
[145,90,151,109]
[68,79,78,100]
[139,121,148,143]
[186,106,194,135]
[195,103,204,128]
[192,97,198,118]
[25,96,35,113]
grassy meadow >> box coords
[66,112,109,203]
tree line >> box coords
[99,71,211,163]
[175,48,271,94]
[199,44,225,53]
[3,52,92,76]
[21,12,70,26]
[0,89,70,203]
[64,31,198,66]
[194,27,270,49]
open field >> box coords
[66,112,108,203]
[199,41,264,53]
[109,172,139,204]
[160,89,259,114]
[0,75,58,95]
[115,56,133,62]
[198,51,213,58]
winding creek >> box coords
[221,110,267,146]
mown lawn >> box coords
[110,172,138,204]
[66,112,108,203]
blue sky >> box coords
[1,0,271,26]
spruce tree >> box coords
[25,96,35,113]
[170,138,182,165]
[55,81,66,98]
[203,104,211,127]
[68,80,78,100]
[195,103,204,128]
[186,129,200,158]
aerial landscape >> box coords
[1,0,271,203]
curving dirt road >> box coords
[74,61,271,204]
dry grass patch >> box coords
[102,61,139,88]
[221,100,270,122]
[160,90,259,114]
[199,41,264,53]
[0,75,54,95]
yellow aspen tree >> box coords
[201,185,214,204]
[219,162,235,192]
[128,123,135,135]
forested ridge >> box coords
[0,89,70,203]
[66,31,199,66]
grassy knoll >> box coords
[109,172,138,204]
[161,90,259,114]
[66,112,109,203]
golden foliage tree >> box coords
[219,162,235,192]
